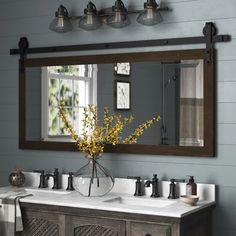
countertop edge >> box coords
[19,196,216,219]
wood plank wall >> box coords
[0,0,235,235]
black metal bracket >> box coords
[18,37,29,71]
[203,22,216,63]
[10,22,230,61]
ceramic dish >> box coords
[180,195,199,206]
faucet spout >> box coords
[49,168,60,189]
[144,174,159,198]
[144,180,152,187]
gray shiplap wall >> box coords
[0,0,235,235]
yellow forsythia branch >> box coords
[58,103,160,158]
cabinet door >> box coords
[67,216,126,236]
[129,221,171,236]
[21,210,65,236]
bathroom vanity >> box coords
[11,175,215,236]
[19,199,214,236]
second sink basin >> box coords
[103,196,176,208]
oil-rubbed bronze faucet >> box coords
[49,168,60,189]
[144,174,159,198]
[34,170,50,188]
[35,168,60,189]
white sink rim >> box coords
[103,196,177,208]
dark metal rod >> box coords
[10,34,230,56]
[99,7,169,17]
[127,7,170,14]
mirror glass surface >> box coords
[20,49,215,156]
[25,59,204,147]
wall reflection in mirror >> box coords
[25,59,204,147]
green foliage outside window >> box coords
[47,65,91,137]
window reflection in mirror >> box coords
[179,60,204,147]
[25,59,204,147]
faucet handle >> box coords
[54,168,59,174]
[37,171,49,188]
[134,177,143,196]
[127,176,143,196]
[152,174,158,181]
[168,178,185,199]
[66,172,75,191]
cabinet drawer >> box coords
[130,221,171,236]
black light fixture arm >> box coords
[98,6,169,17]
[10,22,230,62]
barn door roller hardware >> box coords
[10,22,230,64]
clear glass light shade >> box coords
[79,14,101,31]
[106,12,130,29]
[49,16,73,33]
[137,8,162,26]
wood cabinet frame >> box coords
[19,202,215,236]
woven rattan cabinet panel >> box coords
[66,216,125,236]
[20,210,65,236]
[22,218,59,236]
[74,225,118,236]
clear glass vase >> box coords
[73,157,114,197]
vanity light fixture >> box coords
[49,5,73,33]
[106,0,130,29]
[137,0,163,26]
[78,2,101,31]
[49,0,169,33]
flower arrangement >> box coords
[59,104,160,196]
[58,104,160,158]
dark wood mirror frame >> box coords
[19,48,215,157]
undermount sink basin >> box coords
[103,196,176,208]
[24,188,71,195]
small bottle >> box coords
[186,176,197,196]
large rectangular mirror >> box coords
[19,49,215,156]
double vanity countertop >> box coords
[20,189,215,218]
[0,174,216,219]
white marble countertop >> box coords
[0,186,215,218]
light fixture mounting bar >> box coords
[98,6,169,17]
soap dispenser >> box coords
[186,176,197,196]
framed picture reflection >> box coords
[115,81,131,110]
